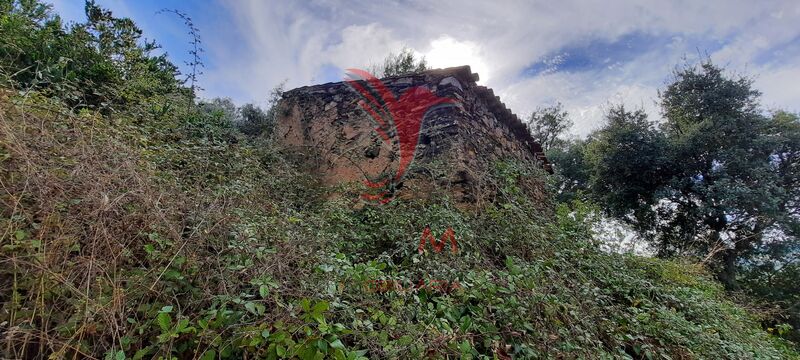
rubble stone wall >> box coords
[274,66,550,204]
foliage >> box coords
[527,102,572,151]
[583,105,670,226]
[235,83,284,137]
[546,138,591,203]
[0,2,797,358]
[235,103,270,136]
[370,47,427,78]
[1,94,797,357]
[554,60,800,342]
[0,0,183,112]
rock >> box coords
[438,76,463,91]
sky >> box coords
[51,0,800,136]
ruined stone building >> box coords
[275,65,551,205]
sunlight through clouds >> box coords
[423,36,490,83]
[49,0,800,135]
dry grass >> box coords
[1,91,795,359]
[0,91,321,358]
[0,91,180,357]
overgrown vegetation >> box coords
[536,62,800,344]
[1,1,798,359]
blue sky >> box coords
[51,0,800,136]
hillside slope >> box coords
[1,91,797,359]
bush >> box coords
[0,1,796,358]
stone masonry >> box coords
[274,65,551,204]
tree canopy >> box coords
[527,103,572,151]
[370,47,427,78]
[536,60,800,342]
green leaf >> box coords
[266,344,278,360]
[316,339,328,352]
[156,312,172,332]
[173,256,186,266]
[459,340,472,354]
[243,302,265,315]
[459,316,473,332]
[329,339,345,350]
[199,350,216,360]
[132,346,153,360]
[300,299,311,312]
[318,321,329,333]
[176,318,190,332]
[259,285,270,298]
[250,336,263,347]
[313,301,329,313]
[245,302,257,314]
[164,269,183,280]
[220,345,233,358]
[300,346,318,360]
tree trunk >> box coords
[716,249,740,291]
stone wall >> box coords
[274,65,551,205]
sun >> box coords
[422,36,489,83]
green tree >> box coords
[657,62,797,288]
[583,105,669,228]
[546,138,591,203]
[235,103,270,136]
[528,104,586,203]
[528,103,572,151]
[578,61,799,292]
[371,47,427,77]
[0,0,181,111]
[234,82,284,137]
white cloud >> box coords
[324,24,405,71]
[502,71,661,137]
[756,63,800,113]
[50,0,800,132]
[423,36,490,82]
